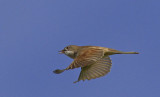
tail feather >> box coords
[115,52,139,54]
[107,48,139,54]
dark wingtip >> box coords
[73,80,79,83]
[53,69,65,74]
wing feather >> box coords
[74,56,112,83]
[66,48,104,69]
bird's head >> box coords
[59,45,80,58]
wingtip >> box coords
[73,81,79,83]
[53,69,65,74]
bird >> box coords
[53,45,139,83]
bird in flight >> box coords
[53,45,139,83]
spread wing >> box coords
[66,48,104,70]
[74,56,112,83]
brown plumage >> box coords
[53,45,139,83]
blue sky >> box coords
[0,0,160,97]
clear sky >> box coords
[0,0,160,97]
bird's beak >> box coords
[58,50,64,54]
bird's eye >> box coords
[64,47,69,50]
